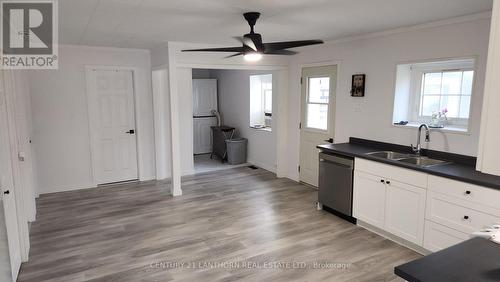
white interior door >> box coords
[193,79,218,116]
[193,117,217,154]
[299,65,337,186]
[0,76,22,282]
[87,69,138,185]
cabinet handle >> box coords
[386,181,391,185]
[3,190,9,195]
[463,215,469,220]
[380,179,385,183]
[465,190,471,195]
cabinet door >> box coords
[193,79,217,116]
[385,179,426,245]
[193,117,217,154]
[353,171,386,229]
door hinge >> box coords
[299,122,302,129]
[300,77,303,84]
[298,165,301,172]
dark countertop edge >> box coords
[393,268,418,282]
[393,238,500,282]
[317,139,500,191]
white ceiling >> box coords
[59,0,493,49]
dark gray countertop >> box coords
[395,237,500,282]
[317,139,500,191]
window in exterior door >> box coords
[306,77,330,131]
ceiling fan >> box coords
[182,12,324,61]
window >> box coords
[306,77,330,130]
[249,74,272,130]
[419,70,473,119]
[393,58,475,131]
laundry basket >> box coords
[225,138,247,165]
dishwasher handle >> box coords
[319,153,354,168]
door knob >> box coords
[3,190,9,195]
[126,129,135,134]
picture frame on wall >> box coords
[351,74,365,97]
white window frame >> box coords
[407,59,475,129]
[249,74,272,130]
[263,87,272,115]
[304,76,330,132]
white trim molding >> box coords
[477,0,500,175]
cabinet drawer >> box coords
[355,158,427,188]
[428,175,500,214]
[426,191,500,234]
[423,220,469,252]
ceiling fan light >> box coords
[243,52,262,62]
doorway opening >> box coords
[191,68,276,174]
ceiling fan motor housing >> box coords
[243,33,263,51]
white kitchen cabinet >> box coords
[423,220,469,252]
[193,117,217,154]
[193,79,217,116]
[353,171,386,229]
[385,179,426,245]
[354,158,500,253]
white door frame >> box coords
[85,65,141,186]
[168,62,289,196]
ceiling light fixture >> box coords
[243,52,263,62]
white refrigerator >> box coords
[193,79,218,154]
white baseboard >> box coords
[139,175,156,181]
[39,182,97,195]
[248,160,277,174]
[357,220,431,255]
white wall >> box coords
[29,45,156,194]
[150,45,169,68]
[212,69,278,172]
[287,16,491,181]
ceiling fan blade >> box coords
[264,49,298,55]
[264,40,323,51]
[233,36,257,51]
[182,46,246,53]
[224,53,244,58]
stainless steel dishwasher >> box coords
[318,152,356,223]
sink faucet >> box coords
[411,124,430,156]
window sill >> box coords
[250,126,272,132]
[392,122,470,135]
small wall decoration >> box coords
[350,74,366,97]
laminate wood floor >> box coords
[18,167,420,282]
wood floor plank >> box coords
[18,167,420,281]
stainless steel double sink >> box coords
[366,151,450,167]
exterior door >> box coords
[299,65,337,186]
[193,79,218,116]
[87,69,138,184]
[0,76,22,281]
